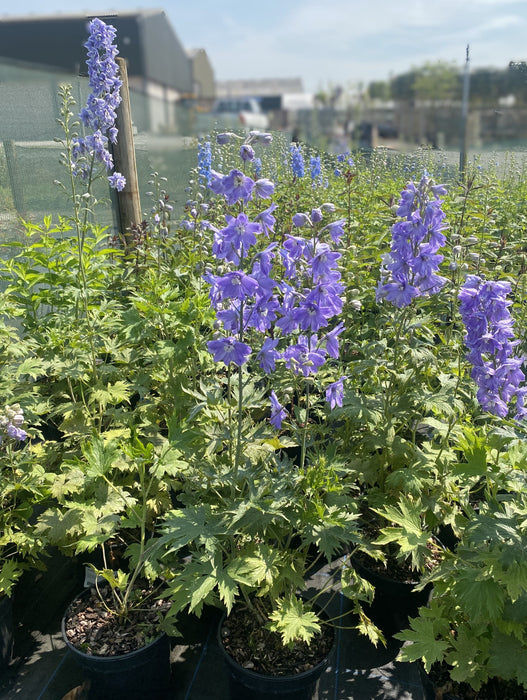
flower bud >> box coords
[311,208,323,223]
[292,213,310,228]
[240,144,255,162]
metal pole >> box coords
[459,45,470,180]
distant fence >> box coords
[0,59,199,243]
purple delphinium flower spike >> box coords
[290,144,305,178]
[72,18,125,190]
[458,275,525,419]
[377,175,448,307]
[198,140,212,185]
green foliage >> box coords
[396,496,527,691]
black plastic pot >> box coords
[217,613,333,700]
[62,591,171,700]
[418,661,461,700]
[351,555,432,636]
[0,595,13,674]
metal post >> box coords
[459,45,470,180]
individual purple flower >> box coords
[270,390,287,429]
[310,246,342,281]
[323,322,345,359]
[216,132,238,145]
[326,376,347,410]
[253,178,275,199]
[257,337,281,373]
[292,213,310,228]
[207,337,252,366]
[216,306,240,333]
[213,271,260,301]
[245,295,280,332]
[240,144,255,161]
[6,424,27,441]
[283,336,326,376]
[293,301,333,333]
[221,169,255,205]
[311,208,323,223]
[219,213,262,261]
[108,172,126,191]
[209,170,225,196]
[381,279,420,308]
[322,219,346,244]
[250,131,273,145]
[255,203,277,236]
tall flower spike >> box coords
[376,175,447,308]
[72,18,126,191]
[458,275,525,419]
[290,144,305,178]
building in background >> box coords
[0,10,213,133]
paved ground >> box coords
[0,553,430,700]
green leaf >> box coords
[15,357,47,380]
[395,609,449,672]
[90,380,131,410]
[267,597,321,645]
[489,629,527,685]
[158,506,223,554]
[455,569,505,624]
[228,545,279,589]
[0,560,23,597]
[446,626,489,687]
[83,437,122,479]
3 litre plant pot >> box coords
[61,591,171,700]
[217,613,334,700]
[351,555,432,636]
[0,595,13,674]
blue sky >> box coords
[3,1,527,92]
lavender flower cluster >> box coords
[201,144,347,425]
[197,140,212,186]
[72,18,126,191]
[0,404,27,443]
[310,155,322,187]
[458,275,526,419]
[334,151,354,177]
[290,144,305,178]
[376,175,448,308]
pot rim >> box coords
[217,607,335,683]
[61,588,166,662]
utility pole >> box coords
[459,44,470,180]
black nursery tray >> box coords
[0,554,430,700]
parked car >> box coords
[196,98,269,134]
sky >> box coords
[2,0,527,93]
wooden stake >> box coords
[113,57,141,249]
